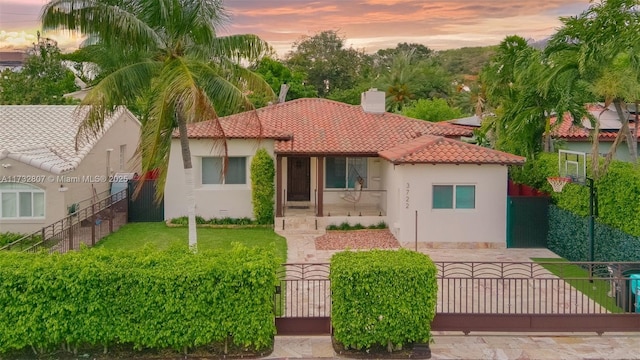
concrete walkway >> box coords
[271,228,640,359]
[266,333,640,359]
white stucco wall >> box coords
[164,138,275,220]
[0,111,140,234]
[384,162,509,245]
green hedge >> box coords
[510,152,640,237]
[251,148,275,224]
[330,249,438,351]
[0,244,278,355]
[548,205,640,262]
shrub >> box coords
[0,244,278,355]
[0,232,26,247]
[330,249,438,351]
[548,205,640,262]
[326,222,387,231]
[250,149,275,224]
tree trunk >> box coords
[177,114,197,252]
[601,99,634,174]
[614,99,637,162]
[543,116,551,153]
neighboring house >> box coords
[551,104,639,162]
[0,106,141,234]
[165,89,524,247]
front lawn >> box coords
[96,223,287,262]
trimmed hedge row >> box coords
[510,152,640,237]
[0,245,278,355]
[330,249,438,352]
[548,205,640,262]
[251,148,275,225]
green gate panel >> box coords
[507,196,549,248]
[127,180,164,222]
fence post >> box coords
[109,208,113,234]
[91,204,96,246]
[68,216,74,251]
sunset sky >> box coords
[0,0,592,56]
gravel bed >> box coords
[315,229,400,250]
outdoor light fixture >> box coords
[59,184,69,192]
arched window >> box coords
[0,183,45,219]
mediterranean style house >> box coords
[164,90,525,247]
[551,103,639,162]
[0,106,140,234]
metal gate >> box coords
[275,261,640,335]
[507,196,549,248]
[274,263,331,335]
[128,180,164,222]
[432,261,640,333]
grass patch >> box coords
[532,258,623,313]
[96,222,287,263]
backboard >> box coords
[558,150,586,185]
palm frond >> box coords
[41,0,163,50]
[209,34,275,64]
[75,60,162,148]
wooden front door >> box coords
[287,157,310,201]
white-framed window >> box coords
[0,183,45,219]
[202,157,247,185]
[119,144,127,170]
[325,157,368,189]
[432,184,475,209]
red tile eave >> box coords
[274,150,378,157]
[390,160,525,166]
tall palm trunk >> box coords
[177,114,197,251]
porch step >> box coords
[275,216,326,233]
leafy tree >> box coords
[0,36,78,104]
[326,83,372,105]
[373,42,433,70]
[285,30,372,97]
[249,57,317,107]
[375,50,452,112]
[402,98,464,122]
[544,0,640,175]
[42,0,274,251]
[478,35,583,159]
[434,46,497,76]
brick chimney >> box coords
[361,88,386,114]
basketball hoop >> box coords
[547,177,572,193]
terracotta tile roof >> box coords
[551,104,639,142]
[379,136,525,165]
[185,98,473,155]
[183,113,291,140]
[0,105,133,174]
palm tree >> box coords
[543,0,640,176]
[41,0,275,251]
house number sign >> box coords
[405,182,410,209]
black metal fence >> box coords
[0,190,128,253]
[274,261,640,335]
